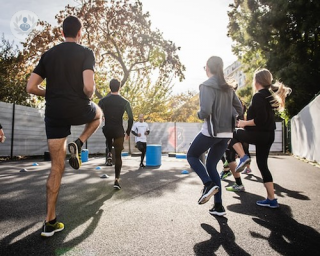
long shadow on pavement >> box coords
[226,191,319,255]
[194,218,250,256]
[243,174,310,201]
[193,172,317,255]
[0,158,189,256]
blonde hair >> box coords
[253,68,292,112]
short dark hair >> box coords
[110,79,121,92]
[63,16,82,38]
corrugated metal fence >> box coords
[0,101,284,158]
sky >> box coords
[0,0,237,93]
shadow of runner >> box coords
[243,174,310,200]
[227,192,319,255]
[0,160,190,256]
[1,187,115,256]
[194,218,250,256]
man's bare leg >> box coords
[79,103,102,143]
[46,138,67,222]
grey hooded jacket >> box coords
[197,76,243,137]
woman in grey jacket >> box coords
[187,56,243,216]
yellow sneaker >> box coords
[41,220,64,237]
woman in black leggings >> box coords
[229,68,291,208]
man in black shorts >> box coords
[26,16,102,237]
[98,79,133,190]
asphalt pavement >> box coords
[0,154,319,256]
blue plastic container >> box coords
[81,149,89,163]
[146,144,162,167]
[176,153,187,159]
[122,152,129,156]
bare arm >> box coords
[26,73,45,96]
[83,70,95,99]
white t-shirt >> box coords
[131,122,150,143]
[201,121,232,138]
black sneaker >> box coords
[140,163,145,168]
[198,182,219,205]
[41,220,64,237]
[209,204,226,216]
[68,141,81,170]
[114,180,121,190]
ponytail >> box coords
[270,81,292,112]
[253,68,292,112]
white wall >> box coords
[291,95,320,163]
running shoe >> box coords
[41,220,64,237]
[220,170,232,180]
[68,141,81,170]
[226,183,245,192]
[114,180,121,190]
[106,153,112,166]
[256,198,279,208]
[223,160,230,171]
[241,167,252,174]
[140,163,146,168]
[198,182,219,205]
[235,155,251,173]
[209,204,226,216]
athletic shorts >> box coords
[45,102,97,139]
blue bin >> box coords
[176,153,187,159]
[146,144,162,167]
[81,149,89,163]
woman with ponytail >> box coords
[187,56,243,216]
[230,68,292,208]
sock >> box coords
[48,218,56,225]
[75,138,83,148]
[235,177,242,186]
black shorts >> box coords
[45,102,97,139]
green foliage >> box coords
[168,91,200,122]
[228,0,320,118]
[0,35,31,105]
[23,0,185,100]
[117,73,173,122]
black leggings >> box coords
[229,129,275,183]
[103,133,124,179]
[226,142,250,163]
[136,142,147,164]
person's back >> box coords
[98,79,133,190]
[99,94,130,129]
[26,15,102,238]
[35,42,94,120]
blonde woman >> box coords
[230,68,291,208]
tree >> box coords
[168,91,200,122]
[23,0,185,99]
[117,73,173,122]
[0,35,32,105]
[228,0,320,119]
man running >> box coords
[131,114,150,168]
[98,79,133,190]
[26,16,102,237]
